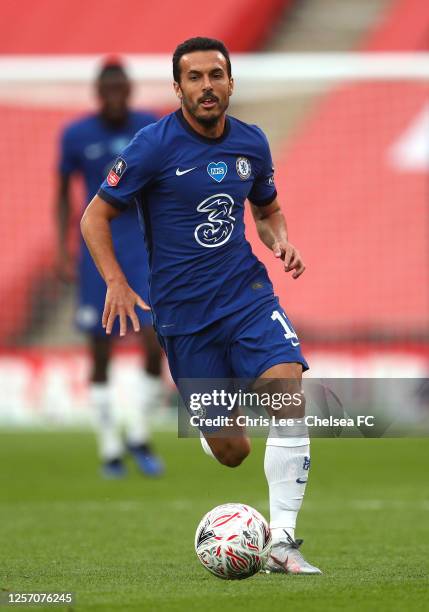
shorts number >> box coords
[271,310,300,346]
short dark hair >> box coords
[96,56,129,82]
[172,37,231,82]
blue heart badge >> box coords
[207,161,227,183]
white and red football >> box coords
[194,503,272,579]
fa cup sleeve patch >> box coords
[107,157,127,187]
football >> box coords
[194,503,272,579]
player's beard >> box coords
[182,93,229,129]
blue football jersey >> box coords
[59,110,157,251]
[98,109,278,336]
[59,110,157,201]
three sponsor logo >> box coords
[194,193,235,248]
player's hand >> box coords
[102,278,151,336]
[56,250,76,283]
[272,241,305,279]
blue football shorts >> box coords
[160,295,308,433]
[160,295,308,382]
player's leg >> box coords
[257,363,320,574]
[141,324,163,378]
[202,415,251,468]
[257,362,308,543]
[88,333,126,478]
[162,323,251,468]
[123,324,164,477]
[231,299,321,574]
[115,224,164,474]
[76,248,125,478]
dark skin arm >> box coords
[251,197,305,279]
[55,174,76,281]
[80,195,150,336]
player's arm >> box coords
[250,198,305,279]
[80,195,150,336]
[56,125,80,282]
[55,174,76,281]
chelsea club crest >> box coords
[236,157,251,180]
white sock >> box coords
[90,382,124,461]
[125,371,163,447]
[200,434,216,459]
[271,526,296,544]
[264,421,310,545]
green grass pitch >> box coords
[0,432,427,611]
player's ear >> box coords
[173,81,183,100]
[228,77,234,97]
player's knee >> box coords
[216,438,251,468]
[291,390,306,418]
[90,336,111,383]
[91,360,109,383]
[275,389,306,419]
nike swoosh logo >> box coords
[291,340,300,347]
[296,478,308,484]
[270,554,286,570]
[176,167,196,176]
